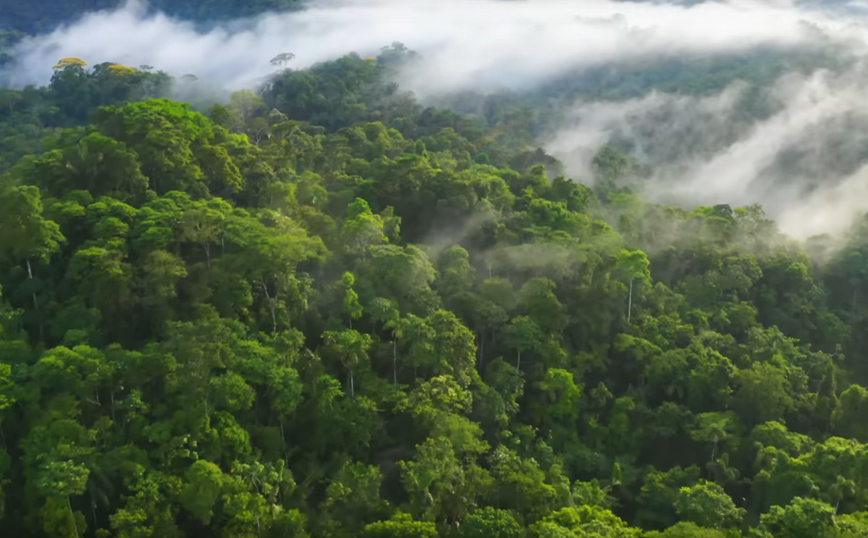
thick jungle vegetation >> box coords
[2,46,868,538]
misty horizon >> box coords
[5,0,868,240]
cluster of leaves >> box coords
[2,49,868,538]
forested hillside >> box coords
[3,49,868,538]
[0,0,302,35]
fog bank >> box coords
[7,0,868,238]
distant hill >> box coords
[0,0,303,35]
[2,0,862,38]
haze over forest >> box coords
[5,0,868,237]
[4,1,868,538]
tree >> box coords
[179,198,231,269]
[503,316,543,370]
[831,384,868,442]
[690,412,738,463]
[227,89,266,129]
[435,245,477,303]
[323,329,373,398]
[0,185,65,326]
[674,480,745,528]
[270,52,296,69]
[93,99,239,195]
[22,419,95,538]
[637,466,702,530]
[340,272,363,329]
[53,57,87,70]
[179,460,224,525]
[615,249,651,323]
[533,368,582,424]
[643,522,734,538]
[368,297,403,383]
[529,506,639,538]
[224,209,326,333]
[733,362,796,426]
[829,475,856,515]
[21,130,148,199]
[320,461,389,535]
[399,435,490,523]
[517,277,567,334]
[487,445,557,520]
[362,513,438,538]
[427,309,477,386]
[342,198,387,256]
[460,507,523,538]
[760,497,835,538]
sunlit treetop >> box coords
[52,57,87,70]
[107,63,138,75]
[270,52,295,69]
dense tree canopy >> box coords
[0,46,867,538]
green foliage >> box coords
[460,507,523,538]
[0,45,865,538]
[674,481,745,528]
[362,512,438,538]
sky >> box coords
[6,0,868,238]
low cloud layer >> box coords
[5,0,863,93]
[546,64,868,239]
[7,0,868,238]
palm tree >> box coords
[830,475,856,515]
[706,453,741,486]
[708,422,727,462]
[385,316,407,385]
[689,413,732,463]
[323,330,372,398]
[368,298,406,384]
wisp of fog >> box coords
[6,0,868,239]
[6,0,860,92]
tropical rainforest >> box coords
[3,8,868,538]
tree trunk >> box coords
[349,369,355,398]
[26,258,38,311]
[90,497,98,535]
[203,242,211,269]
[516,350,521,370]
[280,417,289,463]
[392,339,398,384]
[627,277,634,324]
[26,258,44,340]
[67,496,80,538]
[261,278,277,333]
